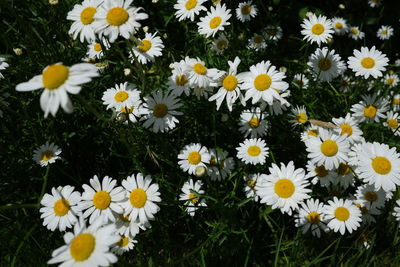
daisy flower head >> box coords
[356,142,400,192]
[355,184,387,210]
[247,33,267,51]
[244,173,265,201]
[167,60,191,96]
[355,203,381,225]
[306,161,334,187]
[347,46,389,79]
[141,90,183,133]
[289,105,308,127]
[300,14,333,46]
[384,111,400,135]
[130,32,164,64]
[0,57,9,79]
[179,179,207,216]
[236,138,269,165]
[16,62,99,117]
[236,1,257,22]
[40,186,81,232]
[324,197,362,235]
[211,33,229,54]
[301,125,322,142]
[264,91,291,115]
[292,73,309,89]
[86,38,110,60]
[339,75,353,92]
[242,60,289,105]
[383,73,399,87]
[174,0,207,21]
[348,26,365,40]
[178,143,211,175]
[369,0,383,7]
[33,141,62,167]
[264,25,283,41]
[93,0,149,43]
[47,217,119,266]
[308,47,346,82]
[66,0,103,43]
[79,175,125,224]
[111,235,137,255]
[115,99,147,124]
[305,128,350,170]
[197,4,231,38]
[350,93,389,123]
[102,82,141,111]
[331,17,348,35]
[377,25,393,40]
[121,173,161,224]
[238,107,269,138]
[330,162,355,189]
[115,213,147,238]
[183,57,222,88]
[332,113,363,144]
[256,161,311,215]
[295,198,328,238]
[207,149,235,181]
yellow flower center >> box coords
[337,163,350,176]
[185,0,197,10]
[188,151,201,165]
[307,211,320,224]
[393,98,400,105]
[248,117,260,128]
[350,28,359,34]
[335,22,343,29]
[361,57,375,69]
[188,192,199,203]
[247,145,261,156]
[315,165,328,177]
[254,74,272,91]
[216,40,228,50]
[129,188,147,208]
[121,106,134,113]
[318,58,332,71]
[209,16,222,29]
[41,150,55,161]
[222,75,238,91]
[253,35,263,44]
[247,179,256,188]
[387,78,394,85]
[388,119,399,129]
[114,91,129,102]
[80,7,96,25]
[320,140,338,157]
[193,63,207,75]
[92,190,111,210]
[296,113,308,124]
[152,103,168,118]
[308,129,319,137]
[371,156,391,175]
[137,40,152,52]
[106,7,129,26]
[340,124,353,136]
[119,213,130,222]
[116,236,130,247]
[311,24,325,35]
[176,74,188,86]
[42,64,69,90]
[364,191,378,202]
[274,178,295,198]
[334,207,350,221]
[70,233,96,262]
[94,43,102,52]
[241,5,252,15]
[53,199,70,216]
[381,29,388,35]
[363,105,377,118]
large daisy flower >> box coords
[324,197,362,235]
[347,46,389,79]
[178,143,211,175]
[130,32,164,64]
[238,107,269,138]
[350,93,389,123]
[197,4,231,38]
[295,198,328,238]
[236,138,269,165]
[308,47,346,82]
[33,141,62,167]
[300,14,333,46]
[179,179,207,216]
[174,0,207,21]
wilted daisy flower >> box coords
[331,17,348,35]
[16,63,98,117]
[264,25,283,41]
[289,105,308,127]
[174,0,207,21]
[347,46,389,79]
[368,0,383,7]
[244,173,265,201]
[93,0,148,43]
[384,111,400,135]
[238,107,269,138]
[383,73,399,87]
[330,162,355,189]
[356,142,400,192]
[301,125,322,142]
[79,175,125,224]
[295,198,327,238]
[350,93,389,123]
[236,1,257,22]
[179,179,207,216]
[211,33,229,54]
[300,14,333,46]
[111,235,137,255]
[207,149,235,181]
[247,33,267,51]
[197,4,231,38]
[306,161,334,187]
[33,141,62,167]
[0,57,9,79]
[236,138,269,165]
[66,0,103,43]
[292,73,309,89]
[392,200,400,222]
[102,82,141,112]
[377,25,393,40]
[348,26,365,40]
[355,184,387,210]
[332,113,363,144]
[324,197,362,235]
[242,60,289,105]
[256,161,311,215]
[40,186,81,232]
[130,32,164,64]
[121,173,161,224]
[86,38,111,59]
[178,143,211,175]
[305,128,349,170]
[141,90,183,133]
[47,218,119,266]
[183,57,221,88]
[308,47,346,82]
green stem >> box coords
[11,223,38,267]
[37,165,50,205]
[0,203,38,210]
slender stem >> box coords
[37,165,50,205]
[11,223,38,267]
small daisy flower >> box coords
[111,235,137,255]
[93,0,149,43]
[308,47,346,82]
[306,161,334,187]
[368,0,383,7]
[392,200,400,222]
[197,4,231,38]
[264,91,291,115]
[40,186,81,232]
[324,197,362,235]
[295,198,327,238]
[238,107,269,138]
[115,100,147,123]
[174,0,207,21]
[355,184,387,210]
[167,60,191,96]
[301,125,322,142]
[356,203,381,225]
[350,93,389,123]
[86,38,111,59]
[289,105,308,127]
[384,111,400,135]
[79,175,125,224]
[377,25,394,40]
[244,173,265,201]
[16,63,99,117]
[300,14,333,46]
[332,113,363,144]
[339,75,353,92]
[236,1,257,22]
[383,73,399,87]
[348,26,365,40]
[121,173,161,224]
[264,25,283,41]
[247,33,267,51]
[331,17,348,35]
[236,138,269,165]
[207,149,235,181]
[33,141,62,167]
[115,213,146,238]
[211,33,229,54]
[256,161,311,215]
[179,179,207,216]
[141,90,183,133]
[330,162,355,189]
[183,57,222,88]
[292,73,309,89]
[130,32,164,64]
[0,57,9,79]
[102,82,141,112]
[178,143,211,175]
[347,46,389,79]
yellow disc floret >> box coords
[114,91,129,102]
[80,7,96,25]
[307,211,321,224]
[137,40,152,52]
[185,0,197,10]
[274,179,295,198]
[188,152,201,165]
[193,63,207,75]
[247,145,261,156]
[222,75,238,91]
[371,156,391,175]
[334,207,350,221]
[53,199,70,216]
[320,140,338,157]
[254,74,272,91]
[70,233,96,261]
[106,7,129,26]
[361,57,375,69]
[340,124,353,136]
[129,188,147,208]
[311,24,325,35]
[152,104,168,118]
[42,65,69,90]
[209,16,222,29]
[92,190,111,210]
[363,105,377,118]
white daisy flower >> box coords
[393,94,400,111]
[383,111,400,135]
[111,235,137,255]
[102,82,141,111]
[238,107,269,138]
[197,4,231,38]
[40,186,81,232]
[207,149,235,181]
[66,0,103,43]
[348,26,365,40]
[368,0,383,7]
[174,0,207,21]
[211,33,229,54]
[183,57,222,88]
[167,60,191,97]
[292,73,309,89]
[306,161,335,187]
[236,1,257,22]
[121,173,161,224]
[16,63,98,117]
[236,138,269,165]
[130,32,164,64]
[47,218,119,266]
[377,25,394,40]
[324,197,362,235]
[392,200,400,222]
[339,75,353,92]
[33,141,62,167]
[350,93,389,123]
[115,99,147,124]
[86,38,110,59]
[308,47,346,82]
[115,213,147,238]
[301,125,322,142]
[348,140,366,166]
[347,46,389,79]
[93,0,148,43]
[0,57,9,79]
[141,90,183,133]
[243,173,265,201]
[295,198,328,238]
[331,17,348,35]
[79,175,125,224]
[330,162,355,189]
[300,14,333,46]
[263,91,291,115]
[264,25,283,41]
[289,105,308,127]
[383,73,399,87]
[355,203,381,225]
[179,179,207,216]
[256,161,311,215]
[178,143,211,175]
[332,113,363,144]
[355,184,387,210]
[247,33,267,51]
